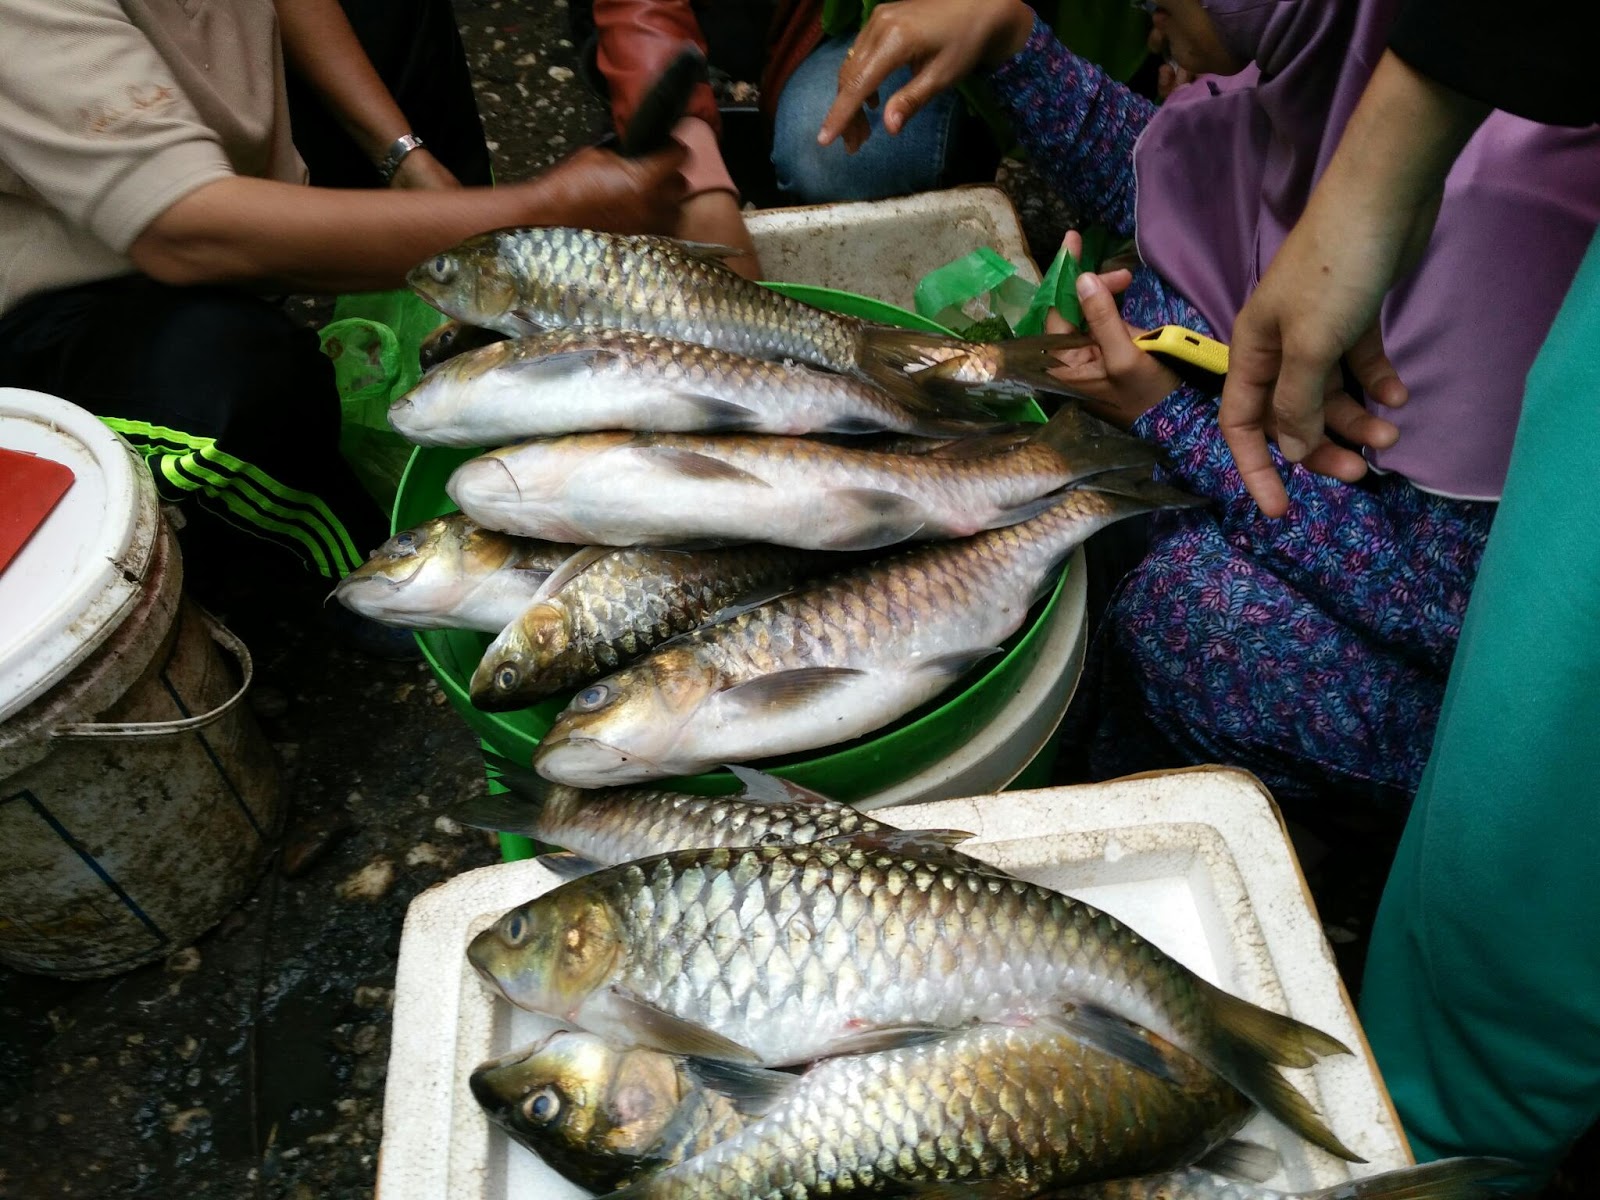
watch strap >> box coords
[377,133,426,184]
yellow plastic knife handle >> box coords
[1134,326,1231,377]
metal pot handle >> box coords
[50,610,255,741]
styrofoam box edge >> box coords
[378,767,1409,1199]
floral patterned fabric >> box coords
[989,19,1496,805]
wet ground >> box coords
[0,2,1592,1196]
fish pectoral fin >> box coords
[674,393,760,431]
[820,1024,954,1057]
[1196,1139,1281,1184]
[724,764,839,808]
[534,851,605,880]
[716,667,867,714]
[682,1056,801,1118]
[502,344,620,379]
[604,987,763,1063]
[1033,1004,1183,1085]
[531,545,616,602]
[637,446,772,487]
[914,648,1005,682]
[821,487,929,551]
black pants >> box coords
[0,0,490,579]
[0,278,384,579]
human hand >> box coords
[817,0,1034,153]
[389,148,462,190]
[522,144,687,235]
[1046,271,1180,430]
[677,191,763,280]
[1157,61,1195,100]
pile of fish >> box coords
[456,767,1515,1199]
[335,226,1204,783]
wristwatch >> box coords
[376,133,426,184]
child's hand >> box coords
[1046,269,1181,430]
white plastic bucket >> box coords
[0,389,283,979]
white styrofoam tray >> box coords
[745,185,1041,313]
[377,768,1409,1198]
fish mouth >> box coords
[534,733,670,785]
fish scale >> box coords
[614,1022,1250,1199]
[497,229,863,369]
[471,544,820,707]
[587,846,1216,1070]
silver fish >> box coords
[531,472,1201,785]
[390,330,997,448]
[331,515,570,632]
[447,406,1156,550]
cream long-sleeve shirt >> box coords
[0,0,306,314]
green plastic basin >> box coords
[390,283,1069,805]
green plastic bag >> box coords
[914,229,1117,340]
[320,289,447,510]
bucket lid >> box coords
[0,388,159,724]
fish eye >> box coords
[495,664,520,693]
[505,914,527,944]
[573,684,610,712]
[391,531,419,555]
[521,1086,561,1127]
[428,255,456,285]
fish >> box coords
[451,756,892,871]
[405,227,1082,398]
[418,319,507,370]
[447,405,1157,550]
[530,471,1202,783]
[466,832,1358,1161]
[1052,1157,1520,1200]
[479,1022,1252,1200]
[468,1029,752,1193]
[330,515,572,632]
[468,543,823,709]
[389,329,1001,448]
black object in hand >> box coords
[620,46,709,158]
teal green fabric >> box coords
[1360,229,1600,1191]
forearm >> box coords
[129,175,570,292]
[1291,52,1489,296]
[274,0,412,163]
[986,17,1154,237]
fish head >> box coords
[330,516,479,621]
[447,437,629,538]
[389,339,518,439]
[469,1031,684,1191]
[467,886,625,1017]
[407,235,520,327]
[470,600,572,708]
[533,650,716,785]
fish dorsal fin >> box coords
[918,427,1034,460]
[716,666,867,714]
[604,987,762,1063]
[701,581,800,629]
[1196,1139,1281,1184]
[502,344,619,380]
[446,789,547,837]
[668,238,754,265]
[819,828,976,860]
[633,445,772,486]
[530,545,615,603]
[682,1056,801,1118]
[724,764,839,808]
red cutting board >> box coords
[0,446,75,574]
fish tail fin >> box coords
[853,327,1008,420]
[1202,981,1363,1163]
[1303,1157,1523,1200]
[1078,467,1208,513]
[991,333,1106,398]
[1028,403,1159,477]
[468,751,554,832]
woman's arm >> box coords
[272,0,458,188]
